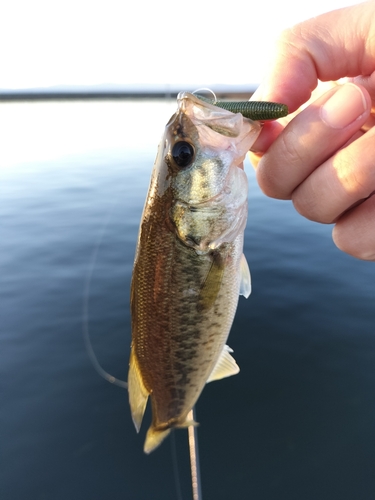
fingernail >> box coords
[320,83,367,129]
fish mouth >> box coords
[177,91,252,141]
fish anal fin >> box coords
[239,253,251,298]
[206,345,240,383]
[144,426,171,454]
[128,348,149,433]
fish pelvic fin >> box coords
[128,348,149,433]
[144,426,171,454]
[206,345,240,383]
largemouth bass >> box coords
[128,92,262,453]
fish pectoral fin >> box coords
[206,345,240,383]
[144,427,171,454]
[239,253,251,298]
[198,251,225,312]
[128,348,149,433]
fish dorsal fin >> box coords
[239,253,251,298]
[206,345,240,383]
[128,349,150,432]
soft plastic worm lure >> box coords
[195,94,288,121]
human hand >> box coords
[250,1,375,261]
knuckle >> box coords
[332,198,375,261]
[280,127,306,168]
[257,128,306,200]
[291,180,336,224]
[333,144,375,200]
[332,228,374,260]
[292,193,327,223]
[256,156,291,200]
[333,152,362,194]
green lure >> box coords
[195,94,288,121]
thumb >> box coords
[253,2,375,112]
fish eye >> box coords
[172,141,195,168]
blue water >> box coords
[1,99,375,500]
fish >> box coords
[128,91,262,454]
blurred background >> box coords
[0,0,365,93]
[1,1,375,500]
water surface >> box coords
[1,99,375,500]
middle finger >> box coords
[292,125,375,223]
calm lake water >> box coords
[1,99,375,500]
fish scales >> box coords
[129,92,262,453]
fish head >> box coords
[161,92,262,252]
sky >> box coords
[0,0,365,90]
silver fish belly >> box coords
[128,92,262,453]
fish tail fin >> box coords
[144,426,171,454]
[144,413,198,453]
[128,348,149,432]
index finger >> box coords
[252,2,375,112]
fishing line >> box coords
[187,408,202,500]
[192,87,218,104]
[170,431,184,500]
[82,196,128,389]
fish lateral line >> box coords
[195,93,289,120]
